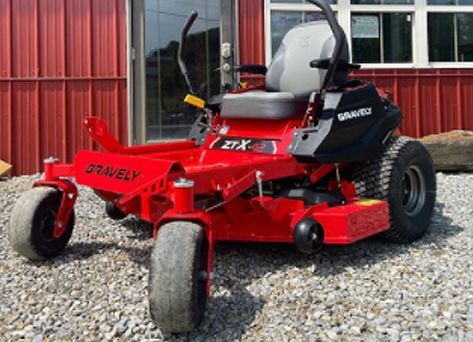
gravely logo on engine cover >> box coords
[85,164,142,182]
[337,107,373,122]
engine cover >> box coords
[288,82,402,163]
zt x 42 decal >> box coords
[85,164,142,182]
[211,137,277,154]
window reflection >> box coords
[144,0,220,141]
[457,14,473,61]
[428,13,473,62]
[352,13,412,63]
[271,11,326,56]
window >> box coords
[266,0,473,67]
[268,0,336,57]
[352,13,413,63]
[271,12,327,55]
[144,0,220,141]
[429,13,473,61]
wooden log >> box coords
[0,160,12,177]
[419,131,473,172]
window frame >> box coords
[265,0,473,68]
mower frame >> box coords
[37,113,390,294]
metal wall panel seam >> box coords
[62,0,68,161]
[88,0,93,151]
[35,0,41,172]
[8,0,13,165]
[113,0,119,139]
[414,74,420,137]
[435,75,442,134]
[456,71,463,130]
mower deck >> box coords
[42,121,390,246]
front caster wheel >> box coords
[9,187,75,260]
[148,221,207,333]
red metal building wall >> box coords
[0,0,127,176]
[354,69,473,137]
[238,0,265,86]
[238,0,473,138]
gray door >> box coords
[132,0,226,144]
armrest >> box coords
[234,64,268,75]
[310,58,361,72]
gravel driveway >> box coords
[0,173,472,341]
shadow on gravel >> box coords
[180,289,265,341]
[119,217,154,240]
[26,201,461,340]
[24,242,152,269]
[65,242,151,267]
[169,202,463,339]
[212,202,463,279]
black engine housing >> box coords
[289,81,402,163]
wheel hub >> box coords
[39,209,58,242]
[402,165,426,216]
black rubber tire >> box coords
[353,136,436,243]
[148,221,207,333]
[9,187,75,260]
[105,201,127,220]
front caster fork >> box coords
[204,227,215,296]
[33,179,78,239]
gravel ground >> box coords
[0,173,472,341]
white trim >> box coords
[338,0,352,55]
[235,0,241,85]
[430,62,473,68]
[126,0,133,146]
[265,0,473,69]
[358,63,415,69]
[270,3,339,11]
[425,6,473,12]
[414,0,429,67]
[264,0,272,65]
[350,5,415,12]
[358,62,473,69]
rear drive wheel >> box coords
[148,221,207,333]
[9,187,75,260]
[353,136,436,242]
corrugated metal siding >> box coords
[238,0,265,86]
[0,0,127,175]
[354,69,473,137]
[237,0,473,138]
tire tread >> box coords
[353,136,435,243]
[149,221,206,333]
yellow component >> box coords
[184,94,206,109]
[240,81,249,89]
[356,199,382,206]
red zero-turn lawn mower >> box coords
[9,0,436,333]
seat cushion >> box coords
[221,91,299,120]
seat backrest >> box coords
[265,20,349,98]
